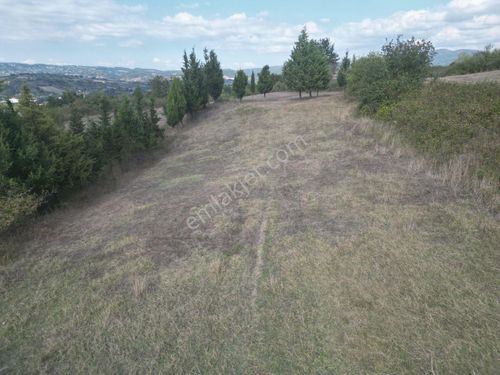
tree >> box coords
[69,103,84,134]
[250,71,256,94]
[204,48,224,101]
[337,52,351,88]
[314,38,339,73]
[257,65,273,97]
[283,28,330,98]
[150,76,170,98]
[166,77,187,126]
[182,49,208,114]
[382,36,435,82]
[232,70,248,102]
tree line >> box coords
[0,85,163,231]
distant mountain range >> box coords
[433,49,479,66]
[0,62,282,82]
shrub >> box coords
[446,46,500,75]
[377,81,500,182]
[346,54,391,113]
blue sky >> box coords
[0,0,499,70]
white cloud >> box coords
[0,0,498,61]
[22,58,36,64]
[257,10,269,17]
[332,0,500,54]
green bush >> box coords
[446,46,500,75]
[346,54,391,113]
[377,81,500,182]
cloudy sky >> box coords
[0,0,499,70]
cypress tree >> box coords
[182,49,208,114]
[204,48,224,101]
[257,65,273,97]
[167,77,187,126]
[233,70,248,102]
[250,71,256,94]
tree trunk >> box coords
[264,92,266,98]
[299,91,302,98]
[309,91,312,97]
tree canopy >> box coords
[232,70,248,102]
[257,65,273,97]
[283,29,331,97]
[204,49,224,101]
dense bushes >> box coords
[445,46,500,76]
[346,37,434,114]
[345,36,499,190]
[377,81,500,182]
[346,54,391,113]
[0,86,163,231]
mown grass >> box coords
[1,92,499,374]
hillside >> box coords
[0,62,281,82]
[1,92,498,373]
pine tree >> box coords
[167,77,187,126]
[250,71,256,94]
[182,49,208,114]
[314,38,339,73]
[283,29,330,98]
[232,70,248,102]
[257,65,273,97]
[204,48,224,101]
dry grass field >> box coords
[440,69,500,84]
[1,92,499,374]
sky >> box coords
[0,0,499,70]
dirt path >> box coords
[1,92,498,374]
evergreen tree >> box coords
[147,97,162,145]
[250,71,256,94]
[337,51,351,88]
[69,103,84,134]
[283,29,330,98]
[314,38,339,73]
[182,49,208,114]
[204,48,224,101]
[257,65,273,97]
[232,70,248,102]
[167,77,187,126]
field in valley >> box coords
[1,92,499,374]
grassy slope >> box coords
[1,92,499,374]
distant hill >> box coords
[0,73,149,100]
[0,62,283,82]
[433,49,478,66]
